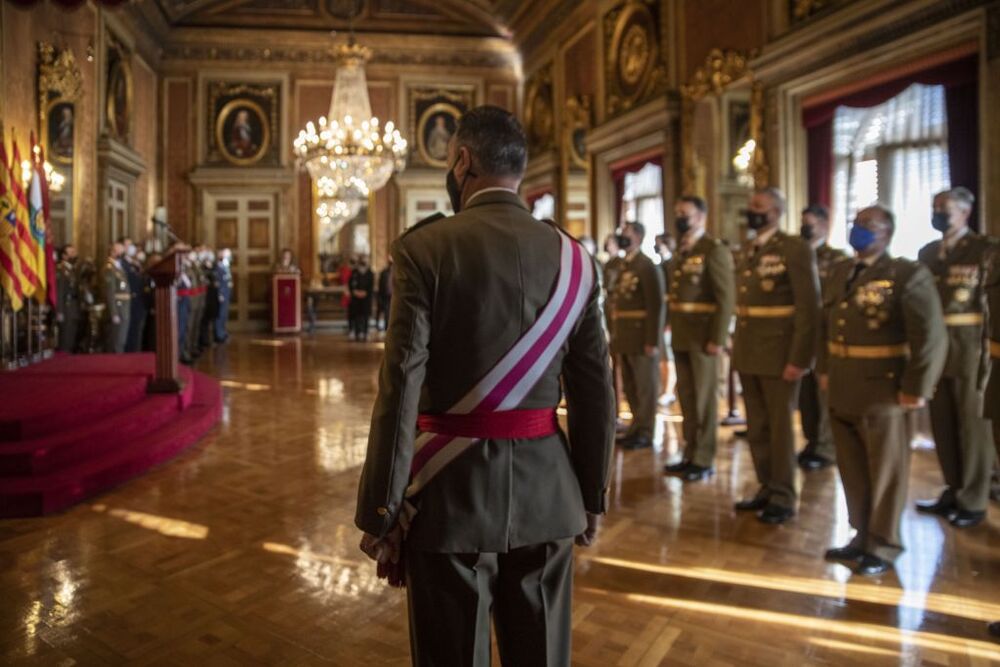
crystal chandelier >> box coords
[294,40,407,206]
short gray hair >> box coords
[756,186,787,215]
[946,186,975,212]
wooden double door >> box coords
[203,192,276,330]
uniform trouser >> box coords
[674,348,719,467]
[126,305,147,353]
[740,373,799,508]
[215,294,230,341]
[830,405,909,561]
[177,298,190,357]
[58,306,79,353]
[798,370,836,461]
[405,539,573,667]
[928,374,996,512]
[105,308,130,353]
[620,350,660,440]
[186,297,203,359]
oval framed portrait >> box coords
[417,102,461,168]
[611,2,657,102]
[46,99,75,165]
[216,98,270,167]
[106,58,133,141]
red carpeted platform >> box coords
[0,353,222,517]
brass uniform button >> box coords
[376,507,389,517]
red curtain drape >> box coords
[611,154,663,229]
[803,54,978,221]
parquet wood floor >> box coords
[1,333,998,665]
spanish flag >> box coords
[9,138,38,298]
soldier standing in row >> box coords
[916,187,996,528]
[199,249,218,350]
[732,187,819,524]
[819,205,946,576]
[214,248,233,344]
[122,238,147,353]
[609,221,666,450]
[56,244,80,353]
[102,242,131,354]
[186,248,205,362]
[798,205,847,471]
[662,196,734,481]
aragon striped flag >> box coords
[0,141,25,311]
[9,137,38,298]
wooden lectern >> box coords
[272,273,302,333]
[147,251,184,393]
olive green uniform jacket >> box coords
[102,259,131,353]
[355,190,615,553]
[732,230,820,376]
[608,251,666,355]
[664,234,735,352]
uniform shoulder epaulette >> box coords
[402,212,446,237]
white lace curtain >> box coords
[622,162,664,259]
[831,83,950,259]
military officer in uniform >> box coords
[214,248,233,343]
[121,238,147,353]
[916,187,996,528]
[102,242,131,353]
[185,248,205,362]
[983,242,1000,640]
[818,205,947,576]
[798,205,848,470]
[732,187,820,524]
[56,244,80,353]
[356,106,614,666]
[662,196,734,480]
[609,221,666,449]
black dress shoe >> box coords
[798,453,834,471]
[682,465,714,482]
[663,460,691,474]
[915,495,956,517]
[988,621,1000,640]
[949,508,986,528]
[734,495,769,512]
[618,435,652,450]
[757,504,795,525]
[824,545,864,562]
[854,554,891,576]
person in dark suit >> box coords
[121,238,147,353]
[376,258,393,332]
[356,106,614,666]
[348,257,375,341]
[215,248,233,343]
[55,244,80,353]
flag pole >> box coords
[26,297,33,362]
[0,292,7,368]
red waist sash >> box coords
[417,408,558,440]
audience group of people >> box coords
[54,238,233,364]
[602,185,999,578]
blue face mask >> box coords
[849,224,877,253]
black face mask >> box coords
[931,211,950,233]
[616,234,631,250]
[675,216,691,236]
[800,223,815,241]
[446,157,476,214]
[746,210,769,231]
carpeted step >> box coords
[0,370,222,518]
[0,394,181,476]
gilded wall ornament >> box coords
[793,0,832,21]
[564,95,592,171]
[604,0,668,118]
[38,42,83,165]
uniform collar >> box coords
[941,225,970,256]
[464,188,527,211]
[753,225,779,248]
[680,227,706,253]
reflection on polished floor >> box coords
[1,333,998,665]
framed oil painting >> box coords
[207,81,280,167]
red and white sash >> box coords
[399,228,595,529]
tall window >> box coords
[621,161,664,259]
[831,83,950,259]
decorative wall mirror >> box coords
[680,49,768,244]
[37,42,82,247]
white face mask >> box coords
[126,245,137,257]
